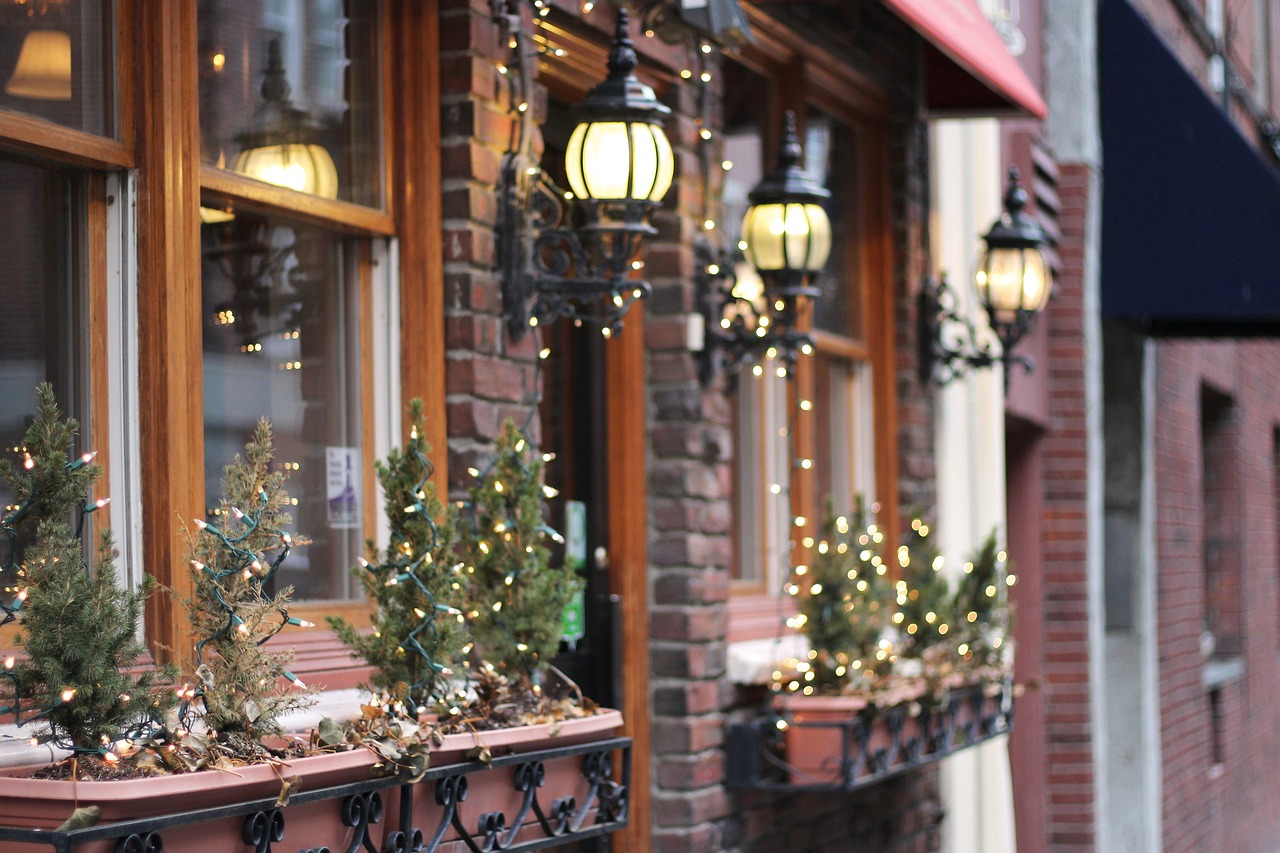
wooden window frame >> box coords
[726,12,900,644]
[0,0,446,670]
[0,0,448,682]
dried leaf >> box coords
[56,806,101,832]
[317,717,346,748]
[276,775,301,807]
[467,745,493,767]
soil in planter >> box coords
[28,734,317,782]
[31,755,150,782]
[434,669,600,734]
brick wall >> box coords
[439,0,543,493]
[1153,340,1280,853]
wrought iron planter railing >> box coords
[0,736,630,853]
[725,681,1013,792]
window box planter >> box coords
[726,678,1013,792]
[0,718,630,852]
[389,709,628,851]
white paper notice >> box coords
[326,446,360,529]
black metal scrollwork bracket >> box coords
[725,681,1013,792]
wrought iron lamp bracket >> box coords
[696,239,814,385]
[500,156,655,338]
[921,275,1033,387]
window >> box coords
[722,54,896,645]
[0,157,93,616]
[198,1,382,207]
[201,208,366,601]
[0,0,113,137]
[197,1,389,605]
[1201,386,1239,657]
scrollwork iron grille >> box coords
[725,681,1013,792]
[0,737,630,853]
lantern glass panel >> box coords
[565,120,673,202]
[742,202,831,272]
[978,246,1050,324]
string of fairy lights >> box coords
[357,420,471,712]
[497,0,835,661]
[0,442,170,757]
[186,488,313,718]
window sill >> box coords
[0,685,373,771]
[1202,655,1244,690]
[728,635,811,685]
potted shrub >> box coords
[770,506,1013,787]
[331,412,622,847]
[0,400,383,853]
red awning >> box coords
[881,0,1047,118]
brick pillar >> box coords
[1040,161,1099,852]
[643,68,736,852]
[438,0,543,490]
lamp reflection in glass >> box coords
[5,30,71,100]
[232,39,339,199]
[698,111,831,382]
[499,9,672,336]
[924,166,1053,386]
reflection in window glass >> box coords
[0,158,88,606]
[813,354,874,515]
[202,207,362,601]
[808,112,861,339]
[198,0,381,206]
[0,0,112,136]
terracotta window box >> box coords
[0,715,629,852]
[725,679,1013,791]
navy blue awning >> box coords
[1100,0,1280,334]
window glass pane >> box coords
[0,0,112,136]
[198,0,381,207]
[721,62,769,253]
[813,354,874,513]
[731,373,790,586]
[202,206,363,601]
[0,158,88,605]
[808,112,862,339]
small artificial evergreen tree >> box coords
[458,420,580,689]
[796,500,894,692]
[893,516,953,661]
[949,531,1012,673]
[328,399,467,714]
[184,419,314,748]
[0,383,175,757]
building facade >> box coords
[0,1,1046,850]
[1018,0,1280,850]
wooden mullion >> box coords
[87,174,112,534]
[134,0,204,667]
[811,328,871,362]
[114,0,135,146]
[865,122,899,544]
[390,0,447,480]
[605,302,651,853]
[0,112,132,170]
[199,167,396,236]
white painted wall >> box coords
[929,118,1016,853]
